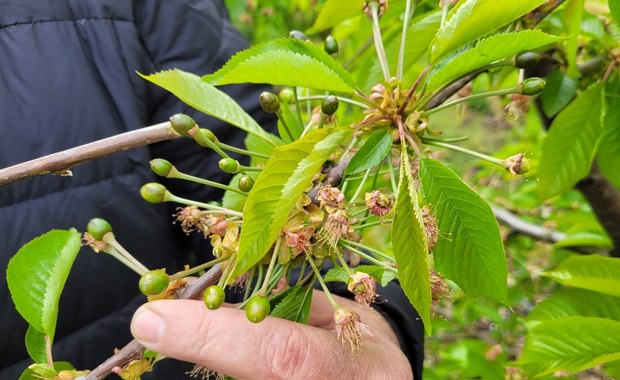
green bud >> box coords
[150,158,174,177]
[279,88,295,103]
[514,51,541,69]
[324,35,339,55]
[321,95,339,116]
[203,285,226,310]
[520,77,546,95]
[87,218,113,240]
[259,92,280,113]
[169,113,196,137]
[193,128,217,148]
[140,183,168,203]
[139,269,169,296]
[218,158,241,173]
[288,30,309,41]
[238,175,255,192]
[245,295,271,323]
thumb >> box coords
[130,299,349,380]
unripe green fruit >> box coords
[139,269,169,296]
[140,183,168,203]
[194,128,217,147]
[279,88,295,103]
[169,113,196,137]
[203,285,226,310]
[321,95,339,116]
[289,30,309,41]
[259,92,280,113]
[245,295,271,323]
[514,51,541,69]
[324,35,339,55]
[520,77,546,95]
[150,158,173,177]
[238,175,255,192]
[218,158,241,173]
[87,218,113,240]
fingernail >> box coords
[131,306,164,344]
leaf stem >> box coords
[370,1,391,81]
[298,95,370,109]
[216,142,270,159]
[349,168,372,204]
[260,240,281,295]
[102,233,150,275]
[276,110,295,141]
[397,0,415,80]
[168,168,246,195]
[340,238,395,263]
[169,256,229,281]
[421,138,504,166]
[45,335,54,369]
[167,193,243,218]
[306,255,339,309]
[420,86,518,116]
[339,242,397,272]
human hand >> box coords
[130,291,412,379]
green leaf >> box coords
[140,69,279,146]
[203,38,356,93]
[429,0,546,63]
[428,30,562,91]
[7,229,81,341]
[525,288,620,329]
[307,0,361,34]
[516,317,620,377]
[597,97,620,190]
[563,0,585,78]
[279,102,304,143]
[610,0,620,27]
[324,265,397,287]
[393,148,432,334]
[540,71,578,117]
[537,84,605,200]
[269,285,313,323]
[543,255,620,297]
[345,130,392,175]
[25,325,47,363]
[20,362,77,380]
[230,128,351,280]
[554,231,612,250]
[419,158,507,303]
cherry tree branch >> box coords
[0,122,180,187]
[80,264,223,380]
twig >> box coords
[81,264,223,380]
[0,122,179,187]
[491,205,565,243]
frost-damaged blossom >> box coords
[365,190,394,217]
[81,232,109,252]
[317,185,346,213]
[173,206,227,238]
[210,221,240,258]
[316,209,355,249]
[187,365,225,380]
[363,0,388,18]
[348,271,378,306]
[502,153,530,175]
[334,307,372,351]
[430,269,450,306]
[504,93,530,120]
[420,205,439,252]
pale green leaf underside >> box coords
[230,128,351,280]
[610,0,620,27]
[7,229,81,340]
[537,84,604,200]
[140,69,279,146]
[429,0,546,63]
[543,254,620,297]
[517,317,620,377]
[525,288,620,329]
[419,159,507,303]
[428,30,562,91]
[597,97,620,190]
[393,148,431,334]
[204,38,355,93]
[307,0,361,34]
[345,130,392,175]
[25,325,47,363]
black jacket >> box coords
[0,1,423,378]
